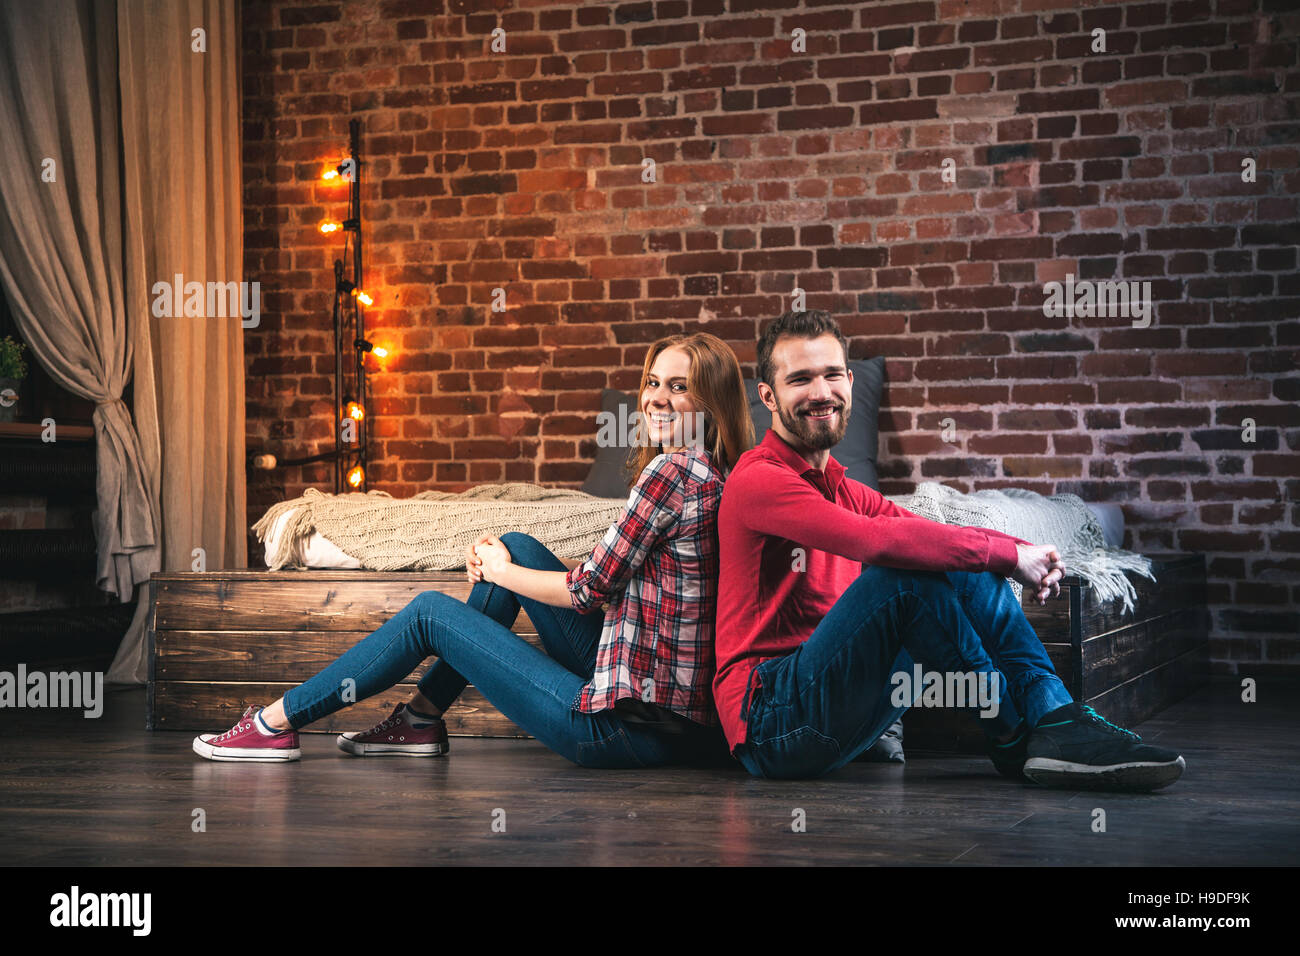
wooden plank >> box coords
[154,627,543,681]
[1085,643,1211,730]
[153,570,472,581]
[0,421,94,440]
[152,571,485,632]
[145,578,157,730]
[1080,606,1210,700]
[1018,582,1076,645]
[1075,554,1205,640]
[150,681,527,737]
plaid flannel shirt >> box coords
[565,444,723,726]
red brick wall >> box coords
[241,0,1299,675]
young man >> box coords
[714,310,1186,791]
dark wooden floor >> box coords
[1,677,1296,866]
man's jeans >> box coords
[283,532,725,769]
[733,565,1074,779]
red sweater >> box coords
[713,430,1031,752]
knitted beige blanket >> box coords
[252,481,1153,615]
[252,484,627,572]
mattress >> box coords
[262,497,1127,569]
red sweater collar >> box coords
[759,429,846,499]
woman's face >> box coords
[641,346,700,451]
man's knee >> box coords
[858,564,949,593]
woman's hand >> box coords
[1012,543,1066,605]
[465,535,487,584]
[472,535,513,584]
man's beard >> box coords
[773,393,850,451]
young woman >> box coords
[194,332,754,769]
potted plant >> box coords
[0,335,29,423]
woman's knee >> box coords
[410,590,467,648]
[499,531,562,571]
[413,588,457,616]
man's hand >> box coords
[472,535,513,584]
[1012,543,1066,605]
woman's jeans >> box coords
[282,533,726,769]
[733,565,1075,779]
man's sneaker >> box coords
[989,722,1030,782]
[193,706,301,762]
[336,704,450,757]
[1023,702,1185,792]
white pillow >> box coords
[262,509,360,569]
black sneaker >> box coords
[1023,702,1185,792]
[988,721,1029,782]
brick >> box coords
[860,2,935,27]
[974,39,1054,67]
[858,100,939,124]
[1104,80,1187,107]
[1016,89,1100,113]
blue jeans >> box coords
[733,565,1074,779]
[282,533,727,769]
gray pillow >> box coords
[744,356,884,490]
[580,388,637,498]
[581,355,885,494]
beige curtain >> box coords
[0,0,246,685]
[0,1,157,601]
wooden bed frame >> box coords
[147,554,1209,753]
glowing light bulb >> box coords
[319,221,341,234]
[355,290,373,307]
[322,169,339,181]
[347,465,364,488]
[371,345,388,358]
[345,402,365,421]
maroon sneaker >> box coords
[336,704,450,756]
[192,706,301,762]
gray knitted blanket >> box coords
[252,481,1153,615]
[889,482,1153,614]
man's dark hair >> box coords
[755,310,849,389]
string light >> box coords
[346,464,364,488]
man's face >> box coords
[759,334,853,453]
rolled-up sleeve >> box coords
[566,454,684,614]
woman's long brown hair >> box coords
[624,332,755,486]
